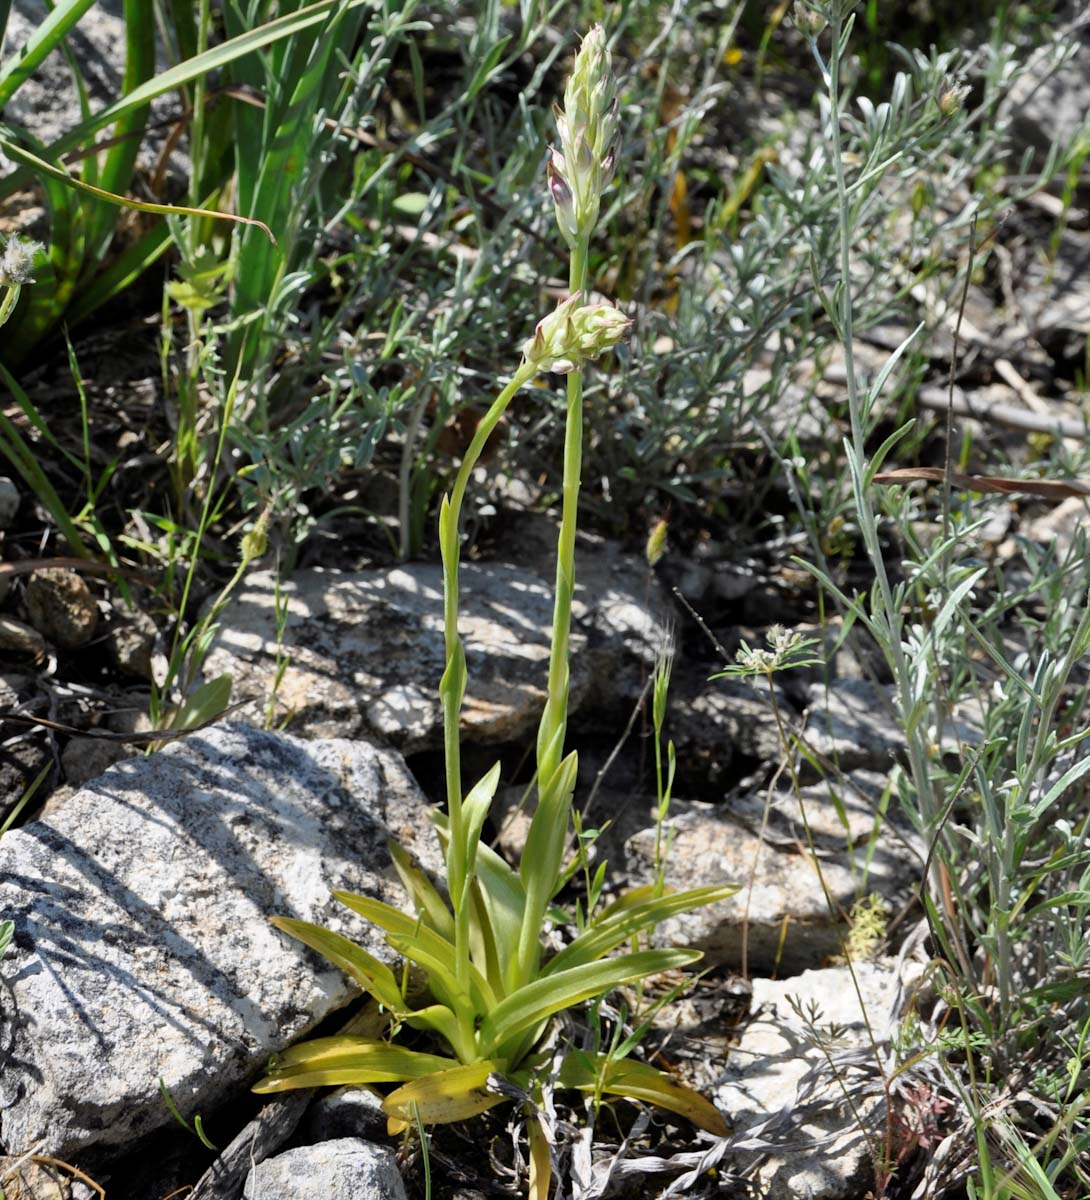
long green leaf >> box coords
[545,885,739,976]
[386,931,495,1013]
[0,0,96,108]
[454,762,501,905]
[388,840,454,940]
[253,1037,456,1093]
[83,0,157,258]
[481,948,701,1055]
[383,1061,504,1126]
[270,916,406,1012]
[514,750,578,989]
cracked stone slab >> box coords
[0,724,438,1161]
[205,549,671,752]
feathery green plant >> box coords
[254,29,736,1195]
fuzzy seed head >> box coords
[0,235,43,286]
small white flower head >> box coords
[0,235,44,287]
[523,292,632,375]
[549,25,621,245]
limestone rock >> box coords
[204,563,582,751]
[801,679,903,775]
[204,546,670,752]
[625,772,921,974]
[242,1139,407,1200]
[716,961,916,1200]
[0,724,439,1160]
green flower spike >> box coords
[549,24,620,246]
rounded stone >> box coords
[24,568,98,649]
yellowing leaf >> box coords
[559,1052,730,1136]
[253,1037,456,1093]
[270,916,406,1013]
[382,1061,505,1126]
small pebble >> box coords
[24,568,98,649]
[0,615,46,659]
[105,608,159,678]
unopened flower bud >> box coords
[523,293,632,376]
[646,518,668,567]
[792,1,826,36]
[0,235,43,286]
[241,509,270,563]
[938,81,969,117]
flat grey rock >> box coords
[802,679,903,774]
[204,563,585,751]
[0,724,438,1160]
[243,1138,407,1200]
[626,772,922,973]
[205,548,670,753]
[716,961,916,1200]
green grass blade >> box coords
[0,0,96,108]
[83,0,157,258]
[29,0,378,167]
[63,218,173,325]
[0,368,90,556]
[0,132,273,240]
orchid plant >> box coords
[254,28,735,1194]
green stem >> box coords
[440,363,535,1019]
[536,238,590,792]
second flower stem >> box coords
[537,239,590,793]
